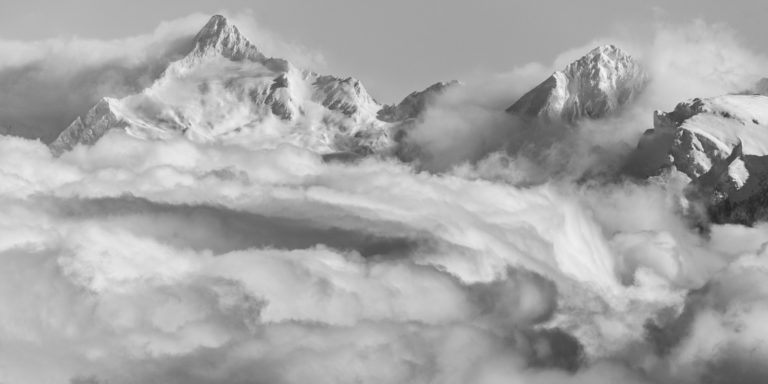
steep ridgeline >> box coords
[51,15,388,155]
[374,81,460,163]
[507,45,648,123]
[377,80,460,123]
[627,95,768,225]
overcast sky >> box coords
[1,0,767,102]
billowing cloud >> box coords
[0,124,764,383]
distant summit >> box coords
[185,15,266,62]
[507,44,648,122]
[168,15,291,74]
[378,81,459,122]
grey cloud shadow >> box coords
[44,195,430,259]
[0,35,195,143]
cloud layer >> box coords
[0,125,764,383]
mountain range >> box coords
[9,14,768,226]
[52,16,372,155]
[50,16,652,156]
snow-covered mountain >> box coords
[627,95,768,224]
[378,80,459,123]
[51,15,390,155]
[178,14,269,65]
[507,45,648,123]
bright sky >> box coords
[1,0,767,102]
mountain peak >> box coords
[185,14,266,63]
[588,44,623,57]
[204,14,228,27]
[195,15,233,43]
[378,80,460,122]
[312,75,380,117]
[423,80,460,93]
[507,44,647,122]
[565,44,635,73]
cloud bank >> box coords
[0,125,764,383]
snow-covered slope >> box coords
[51,15,390,155]
[378,80,459,122]
[627,95,768,224]
[507,45,648,123]
[630,95,768,179]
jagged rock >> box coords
[313,75,380,117]
[50,98,129,154]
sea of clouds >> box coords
[2,12,768,384]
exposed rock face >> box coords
[313,75,380,117]
[51,15,390,156]
[378,80,459,122]
[51,98,129,154]
[626,95,768,225]
[507,45,648,123]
